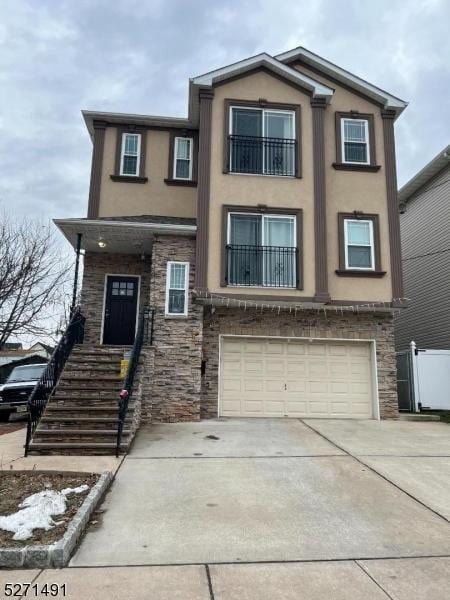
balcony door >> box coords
[227,213,296,287]
[230,107,295,176]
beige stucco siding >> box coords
[294,64,393,302]
[98,128,197,219]
[208,71,315,297]
[207,67,393,302]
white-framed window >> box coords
[341,118,370,164]
[344,219,375,270]
[229,106,296,176]
[227,212,297,287]
[120,132,141,176]
[165,261,189,316]
[173,137,193,180]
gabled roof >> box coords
[81,46,408,137]
[398,144,450,205]
[275,46,408,117]
[191,52,334,98]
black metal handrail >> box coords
[226,244,298,288]
[116,306,153,457]
[24,306,85,456]
[229,134,297,176]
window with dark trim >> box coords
[110,126,148,183]
[336,212,385,277]
[333,112,380,172]
[221,205,303,289]
[165,131,198,186]
[223,99,302,178]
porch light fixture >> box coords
[98,238,107,248]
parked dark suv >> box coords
[0,363,46,422]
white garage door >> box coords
[220,337,374,419]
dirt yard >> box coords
[0,471,98,547]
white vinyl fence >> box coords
[409,341,450,411]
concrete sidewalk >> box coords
[2,558,449,599]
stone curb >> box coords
[0,471,113,569]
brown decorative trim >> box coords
[194,89,214,290]
[164,178,197,187]
[289,59,385,109]
[87,120,106,218]
[166,130,199,185]
[311,97,330,302]
[113,126,147,179]
[220,205,303,291]
[337,212,382,275]
[335,111,378,169]
[214,65,314,97]
[335,270,386,278]
[110,175,148,183]
[223,98,302,178]
[194,291,395,308]
[332,163,381,172]
[198,291,316,303]
[382,108,404,299]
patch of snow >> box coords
[0,485,90,541]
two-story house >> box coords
[29,47,408,453]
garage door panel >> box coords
[265,360,285,376]
[330,381,350,394]
[308,344,327,356]
[308,362,329,377]
[243,359,264,374]
[243,380,263,392]
[286,380,306,393]
[286,360,307,376]
[222,379,241,392]
[265,379,285,392]
[286,343,306,355]
[220,338,374,419]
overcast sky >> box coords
[1,0,449,227]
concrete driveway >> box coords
[68,418,450,598]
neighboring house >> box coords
[40,46,407,453]
[395,144,450,350]
[0,343,53,383]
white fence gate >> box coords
[410,341,450,411]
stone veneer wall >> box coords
[201,308,398,419]
[81,252,151,345]
[146,235,203,422]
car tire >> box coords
[0,411,11,423]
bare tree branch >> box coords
[0,211,72,348]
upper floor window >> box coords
[341,118,370,164]
[173,137,193,180]
[226,212,298,288]
[344,218,375,270]
[334,112,380,172]
[165,261,189,316]
[229,106,296,176]
[120,133,141,176]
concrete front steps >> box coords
[28,344,136,455]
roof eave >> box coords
[398,145,450,204]
[275,46,408,119]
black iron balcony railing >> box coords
[226,245,298,288]
[228,135,297,176]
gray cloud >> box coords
[1,0,449,227]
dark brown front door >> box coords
[103,276,139,345]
